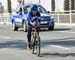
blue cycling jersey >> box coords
[27,11,40,26]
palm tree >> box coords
[64,0,75,13]
[7,0,12,13]
[71,0,74,10]
[64,0,69,12]
[51,0,55,11]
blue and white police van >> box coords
[11,4,55,32]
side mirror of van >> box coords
[47,11,50,13]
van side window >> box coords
[18,8,22,15]
[24,6,30,14]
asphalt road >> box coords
[0,24,75,60]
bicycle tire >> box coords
[36,37,40,56]
[32,37,36,54]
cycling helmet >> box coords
[31,4,38,11]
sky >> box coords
[0,0,64,11]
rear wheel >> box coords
[32,37,36,54]
[12,22,18,31]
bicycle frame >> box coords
[31,28,39,42]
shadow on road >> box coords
[41,52,75,58]
[40,37,75,57]
[18,28,71,32]
[41,37,75,47]
[54,28,71,31]
[0,40,27,50]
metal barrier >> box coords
[0,13,75,26]
[51,13,75,26]
[0,13,11,24]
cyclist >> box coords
[27,4,41,50]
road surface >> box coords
[0,25,75,60]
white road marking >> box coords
[0,36,11,39]
[49,45,70,50]
[55,31,75,34]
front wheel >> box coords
[12,22,18,31]
[36,37,41,56]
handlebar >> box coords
[28,17,42,28]
[28,24,42,28]
[31,17,41,21]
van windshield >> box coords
[38,6,47,13]
[24,5,47,14]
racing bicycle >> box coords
[30,17,41,56]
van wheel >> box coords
[48,26,54,31]
[12,22,18,31]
